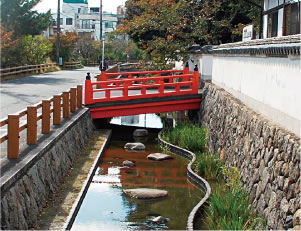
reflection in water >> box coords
[72,138,204,230]
[111,114,163,128]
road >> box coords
[0,66,100,119]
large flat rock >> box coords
[147,153,172,161]
[124,142,146,151]
[123,188,168,199]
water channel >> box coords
[71,114,204,230]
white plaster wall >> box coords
[188,54,213,81]
[278,8,283,37]
[212,55,301,135]
[202,55,213,77]
[263,14,268,39]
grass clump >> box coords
[196,152,224,181]
[162,122,208,153]
[205,167,265,230]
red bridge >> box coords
[84,66,201,119]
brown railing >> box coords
[0,63,57,79]
[64,61,82,68]
[0,85,83,159]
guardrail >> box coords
[0,85,83,159]
[0,63,57,79]
[64,61,82,68]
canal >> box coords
[71,114,204,230]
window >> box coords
[78,8,81,13]
[66,18,73,25]
[267,11,278,37]
[105,21,113,28]
[285,2,300,35]
[81,20,91,29]
[60,18,63,25]
[90,7,99,13]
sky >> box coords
[34,0,125,14]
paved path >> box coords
[0,67,100,119]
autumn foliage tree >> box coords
[117,0,262,67]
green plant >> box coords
[204,167,265,230]
[196,152,223,180]
[162,122,208,152]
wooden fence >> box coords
[0,85,83,159]
[0,63,57,79]
[64,61,82,68]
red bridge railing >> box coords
[85,66,199,105]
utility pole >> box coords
[100,0,104,69]
[56,0,61,64]
[100,0,103,41]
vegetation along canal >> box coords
[71,114,204,230]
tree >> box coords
[20,35,53,64]
[117,0,262,67]
[1,0,52,38]
[50,32,80,62]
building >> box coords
[263,0,300,38]
[54,0,123,40]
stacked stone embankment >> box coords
[1,109,95,230]
[200,83,300,230]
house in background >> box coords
[51,0,124,40]
[263,0,300,38]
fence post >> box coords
[85,73,93,104]
[193,64,199,93]
[27,106,37,144]
[70,88,77,113]
[8,114,19,159]
[42,100,51,134]
[63,92,70,118]
[77,85,83,108]
[53,95,61,125]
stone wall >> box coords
[1,109,95,230]
[199,83,300,230]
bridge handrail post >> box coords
[85,73,93,104]
[53,95,61,125]
[42,100,51,134]
[123,81,129,99]
[193,65,199,93]
[159,79,164,96]
[7,114,20,159]
[184,62,189,74]
[27,106,37,144]
[101,71,107,88]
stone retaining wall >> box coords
[0,109,95,230]
[199,83,300,230]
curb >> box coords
[158,130,211,231]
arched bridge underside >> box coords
[84,68,201,119]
